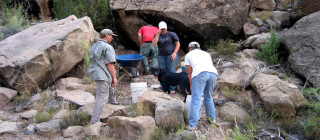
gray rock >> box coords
[252,0,276,10]
[20,109,38,119]
[107,116,155,140]
[155,99,184,127]
[279,11,320,87]
[0,87,17,106]
[251,73,308,117]
[62,126,83,138]
[0,15,98,92]
[85,122,101,137]
[22,124,36,135]
[35,119,61,136]
[0,121,18,134]
[219,102,250,124]
[56,90,95,106]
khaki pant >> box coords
[90,80,117,124]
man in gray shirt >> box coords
[88,29,119,124]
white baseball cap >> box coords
[158,21,167,29]
[188,41,200,48]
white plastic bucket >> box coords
[184,95,204,121]
[130,82,147,103]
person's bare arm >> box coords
[107,63,117,87]
[171,41,180,60]
[152,29,161,46]
[138,33,142,46]
[186,65,192,90]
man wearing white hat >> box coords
[184,41,219,130]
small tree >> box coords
[258,30,280,64]
[52,0,113,31]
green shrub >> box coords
[221,87,239,101]
[302,87,320,101]
[81,42,92,83]
[52,0,112,31]
[303,115,320,139]
[215,39,237,58]
[60,112,91,129]
[302,87,320,139]
[152,126,167,140]
[126,101,152,117]
[34,111,54,123]
[257,30,280,64]
[229,123,250,140]
[0,1,29,41]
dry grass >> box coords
[250,11,273,22]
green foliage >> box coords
[303,115,320,139]
[60,112,91,129]
[152,127,167,140]
[257,30,280,64]
[302,87,320,139]
[221,87,239,101]
[81,42,92,83]
[303,87,320,101]
[214,39,237,58]
[52,0,112,31]
[230,123,250,140]
[126,101,152,117]
[0,1,29,41]
[34,111,54,123]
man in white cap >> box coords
[88,29,119,125]
[184,41,219,130]
[152,21,180,94]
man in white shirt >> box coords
[184,41,219,130]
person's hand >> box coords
[112,78,117,87]
[157,29,161,35]
[171,53,177,61]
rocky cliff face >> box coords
[109,0,249,50]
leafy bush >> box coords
[257,30,280,64]
[60,112,91,129]
[0,1,29,41]
[302,87,320,139]
[81,42,92,84]
[52,0,112,31]
[221,87,240,101]
[214,39,237,58]
[303,115,320,139]
[126,101,152,117]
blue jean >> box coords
[157,55,178,91]
[189,72,218,127]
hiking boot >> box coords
[186,126,197,131]
[208,119,220,127]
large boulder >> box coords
[0,15,97,92]
[140,91,185,127]
[293,0,320,16]
[219,102,250,124]
[0,87,17,106]
[279,11,320,87]
[108,116,156,140]
[109,0,249,49]
[251,73,308,117]
[77,103,126,122]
